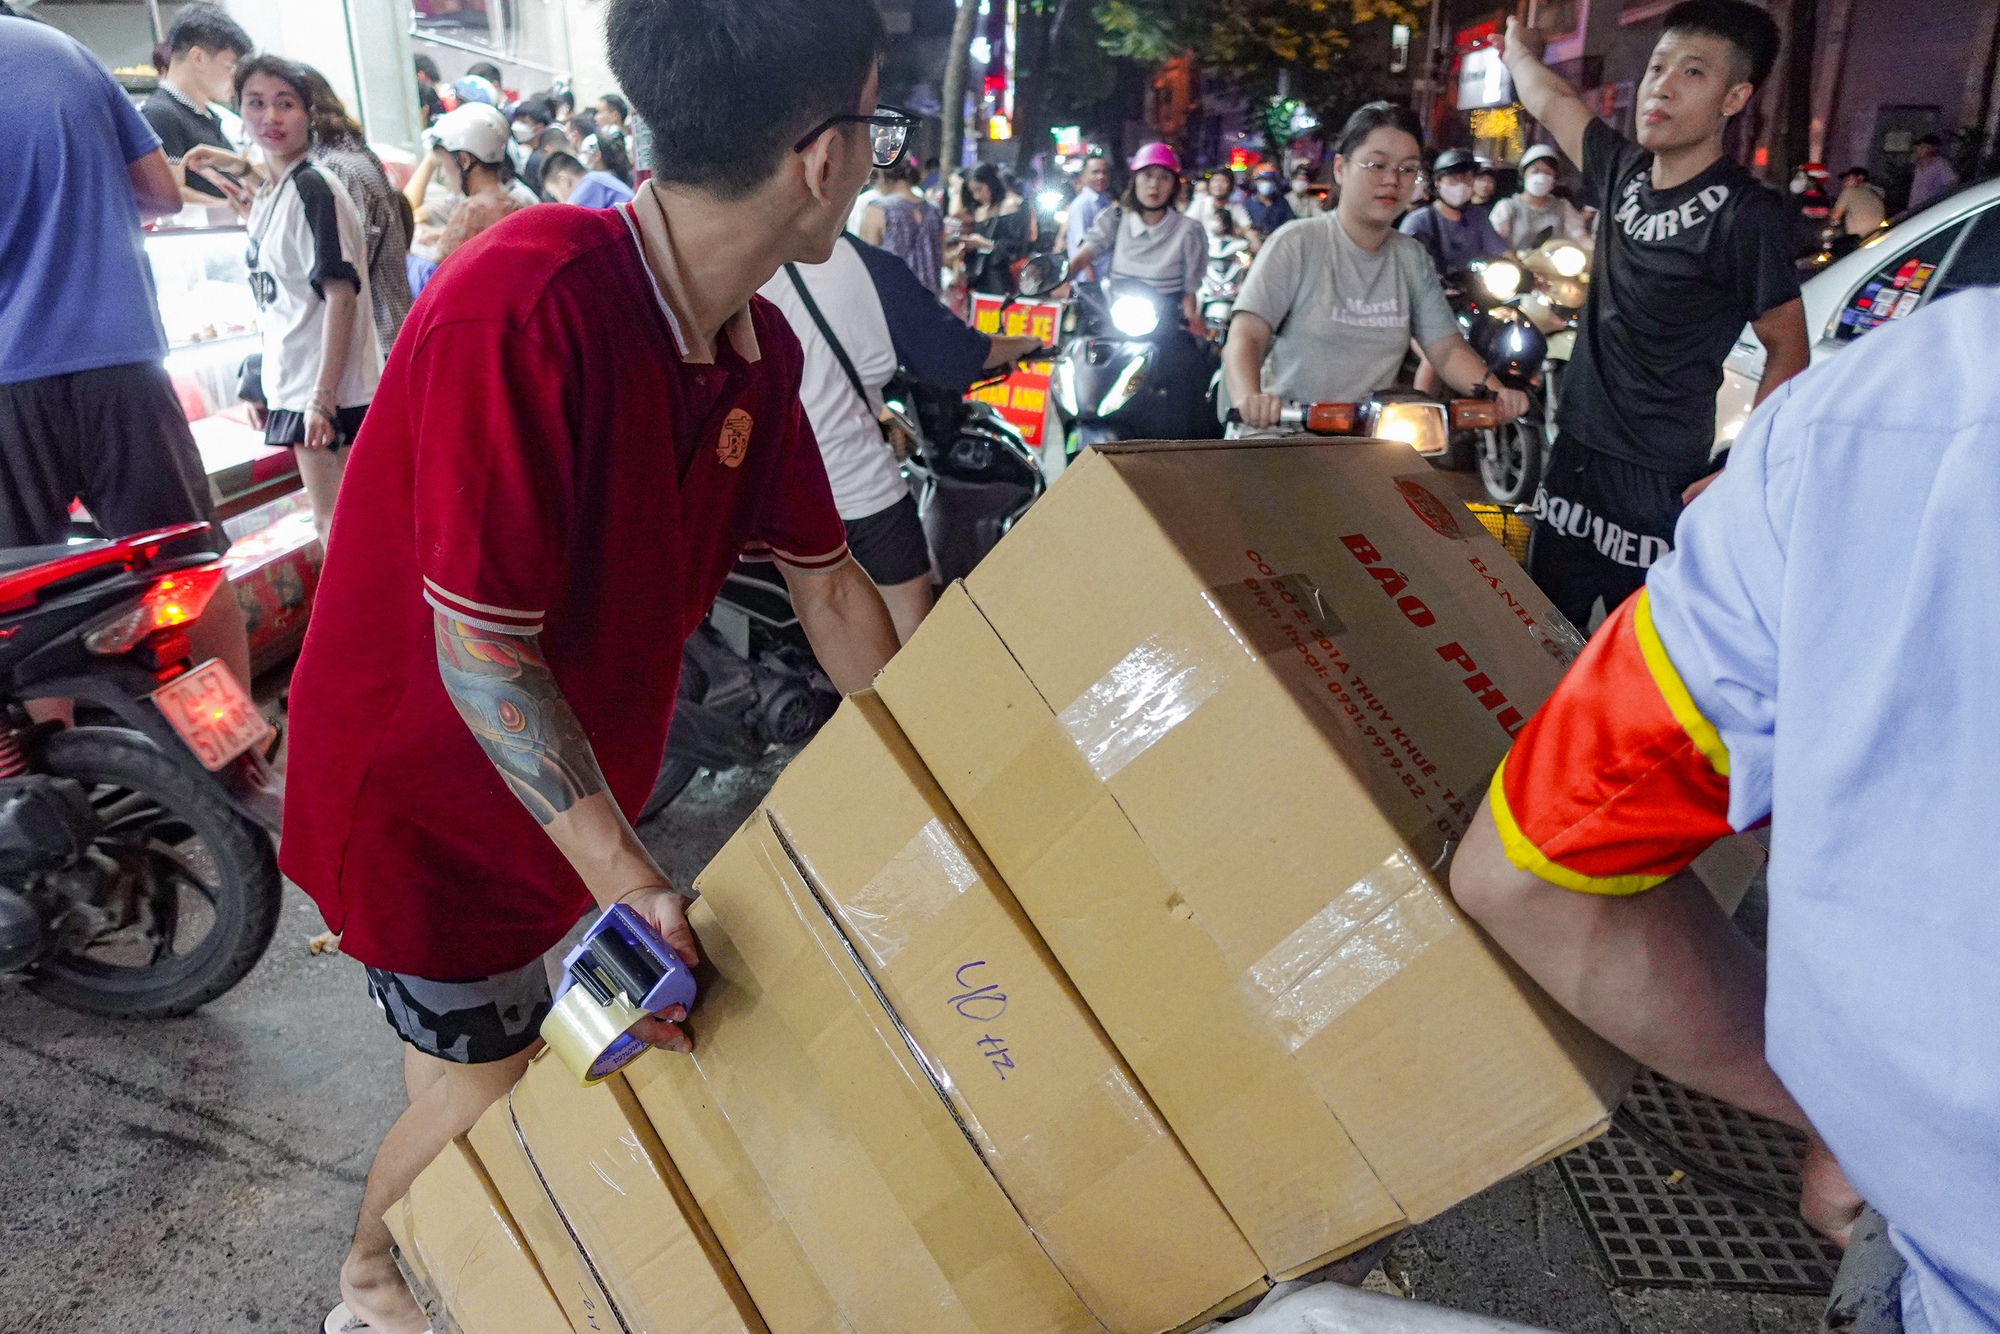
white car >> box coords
[1714,174,2000,451]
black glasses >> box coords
[793,106,917,168]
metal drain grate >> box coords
[1557,1073,1844,1293]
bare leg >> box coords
[295,446,349,550]
[339,1041,540,1334]
[876,575,934,645]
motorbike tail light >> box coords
[83,563,227,657]
[1304,403,1358,435]
[1450,399,1502,431]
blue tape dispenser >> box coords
[541,904,698,1085]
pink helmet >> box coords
[1129,142,1183,175]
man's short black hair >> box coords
[515,96,555,127]
[414,54,441,81]
[599,92,629,119]
[1843,165,1870,181]
[166,2,253,59]
[605,0,886,200]
[466,61,505,87]
[542,151,586,183]
[1915,132,1944,149]
[1661,0,1782,90]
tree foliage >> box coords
[1096,0,1421,132]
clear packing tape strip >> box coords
[506,1084,643,1334]
[1238,848,1459,1053]
[762,813,1175,1278]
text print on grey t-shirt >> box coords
[1233,215,1456,406]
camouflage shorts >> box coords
[364,960,551,1064]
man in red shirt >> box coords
[280,2,906,1329]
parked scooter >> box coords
[640,289,1051,821]
[0,523,282,1017]
[1047,256,1224,452]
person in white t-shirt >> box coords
[1489,143,1590,251]
[760,235,1043,641]
[231,57,380,544]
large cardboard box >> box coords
[749,691,1267,1331]
[874,440,1635,1278]
[467,1050,766,1334]
[385,1136,570,1334]
[622,784,1117,1334]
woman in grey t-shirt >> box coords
[1225,103,1531,431]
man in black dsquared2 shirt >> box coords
[1503,0,1809,630]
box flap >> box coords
[396,1136,572,1334]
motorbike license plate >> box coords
[153,659,272,771]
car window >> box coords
[1832,218,1968,343]
[1927,202,2000,303]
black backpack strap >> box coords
[784,254,871,409]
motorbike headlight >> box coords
[1478,259,1523,302]
[1111,294,1161,338]
[1548,244,1587,278]
[1373,401,1450,456]
[1052,358,1079,417]
[1099,352,1150,415]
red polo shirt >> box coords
[280,201,848,979]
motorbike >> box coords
[638,561,840,821]
[1200,233,1254,339]
[1448,234,1591,505]
[0,523,282,1018]
[639,296,1050,822]
[1046,258,1225,453]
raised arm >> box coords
[1501,17,1593,170]
[433,614,696,1049]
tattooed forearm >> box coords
[434,611,607,826]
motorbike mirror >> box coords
[1016,253,1069,298]
[1450,399,1501,431]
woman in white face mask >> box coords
[1489,142,1591,250]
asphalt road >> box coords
[0,748,1827,1334]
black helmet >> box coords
[1475,312,1549,390]
[1432,147,1479,177]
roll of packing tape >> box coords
[542,905,699,1085]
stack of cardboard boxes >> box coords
[393,440,1703,1333]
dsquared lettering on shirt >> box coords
[1613,179,1731,244]
[1340,532,1526,737]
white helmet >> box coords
[1518,143,1563,172]
[431,103,510,165]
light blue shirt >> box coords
[1645,286,2000,1334]
[568,171,635,210]
[1065,185,1111,261]
[0,21,169,384]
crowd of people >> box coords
[1,0,1995,1331]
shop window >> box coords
[1831,219,1966,343]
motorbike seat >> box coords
[0,540,104,576]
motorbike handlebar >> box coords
[1227,397,1509,435]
